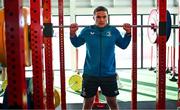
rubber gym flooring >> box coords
[54,69,177,110]
[0,69,177,109]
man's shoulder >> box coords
[108,25,118,30]
[108,25,119,33]
[81,25,96,32]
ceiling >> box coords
[0,0,179,15]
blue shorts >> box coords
[80,74,119,98]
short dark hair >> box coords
[93,6,108,15]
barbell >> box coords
[44,9,177,44]
[53,24,178,28]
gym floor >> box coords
[0,69,177,109]
[54,69,177,110]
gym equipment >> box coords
[149,46,155,71]
[1,79,7,91]
[166,46,171,73]
[2,78,34,109]
[0,7,31,66]
[53,23,177,30]
[169,73,178,82]
[92,91,109,109]
[148,9,172,44]
[169,45,178,81]
[53,10,178,45]
[54,24,153,28]
[54,88,61,108]
[0,9,6,66]
[68,48,82,92]
[43,23,54,37]
[68,72,82,92]
[22,7,31,66]
[0,79,7,96]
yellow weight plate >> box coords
[1,79,7,91]
[68,74,82,92]
[54,88,61,108]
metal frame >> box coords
[3,0,178,109]
[131,0,137,109]
[156,0,166,109]
[4,0,27,108]
[30,0,45,108]
[43,0,54,109]
[58,0,66,109]
[178,0,180,107]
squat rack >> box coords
[2,0,173,109]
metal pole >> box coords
[177,0,180,107]
[30,0,45,108]
[141,14,144,69]
[4,0,27,108]
[58,0,66,109]
[172,14,177,79]
[156,0,166,109]
[131,0,137,109]
[43,0,54,109]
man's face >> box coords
[93,11,108,28]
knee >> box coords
[107,99,116,105]
[84,97,94,105]
[83,97,95,109]
[106,97,118,107]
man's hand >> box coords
[123,23,131,34]
[70,23,78,37]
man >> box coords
[70,6,131,110]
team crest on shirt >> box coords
[90,32,95,35]
[106,31,112,37]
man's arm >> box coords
[70,23,85,47]
[116,33,131,49]
[115,23,131,49]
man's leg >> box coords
[100,75,119,110]
[106,96,119,110]
[81,75,99,110]
[82,96,95,110]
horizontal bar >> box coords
[53,25,152,28]
[52,25,179,28]
[171,25,179,28]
